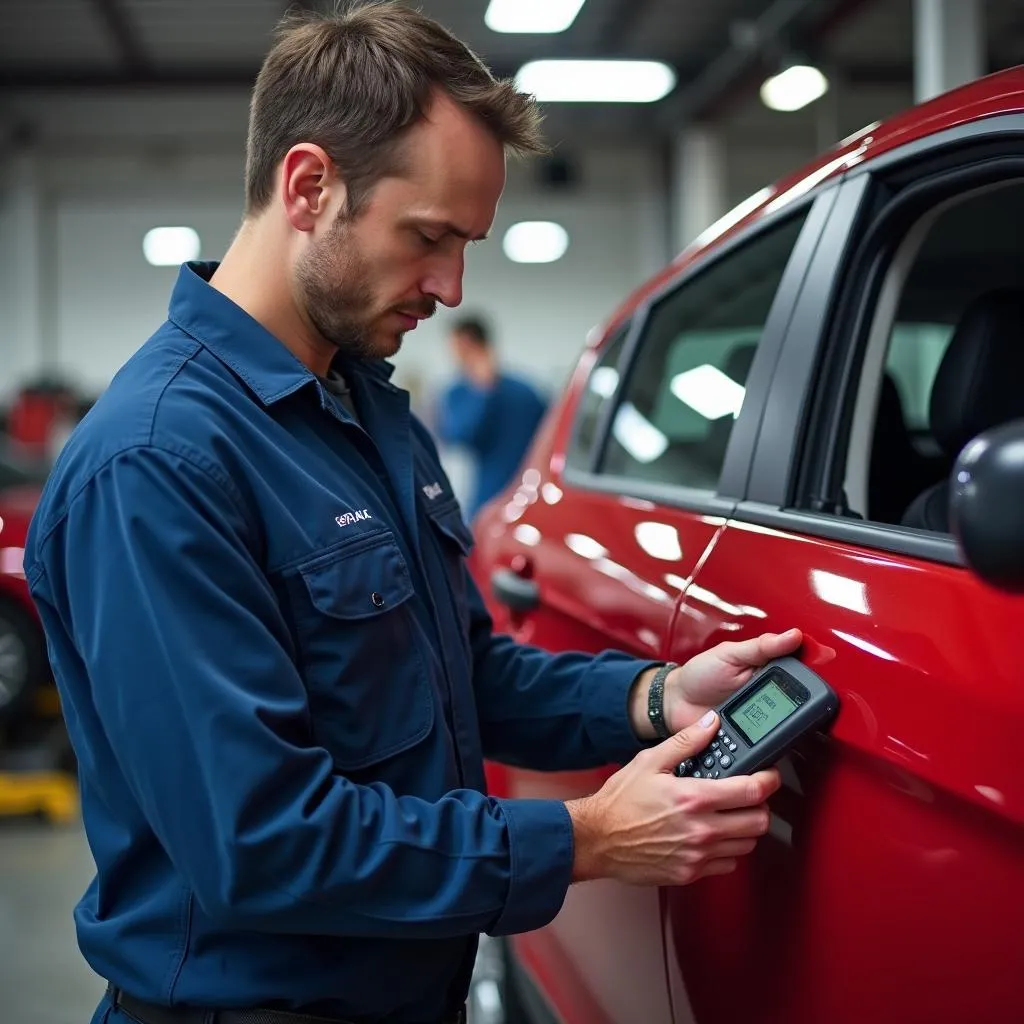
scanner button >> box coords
[719,755,733,769]
[702,755,716,769]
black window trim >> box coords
[561,183,835,510]
[732,501,963,567]
[569,313,638,473]
[743,112,1024,570]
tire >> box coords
[468,935,531,1024]
[0,597,47,727]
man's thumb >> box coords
[651,710,718,770]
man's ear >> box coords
[279,143,347,232]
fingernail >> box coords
[699,710,716,728]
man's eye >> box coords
[418,231,439,247]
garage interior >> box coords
[0,1,1020,1022]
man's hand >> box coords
[662,629,802,733]
[628,629,803,740]
[567,712,780,886]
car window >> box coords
[851,178,1024,528]
[883,322,954,432]
[565,322,629,471]
[600,212,808,490]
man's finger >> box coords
[694,768,782,810]
[647,711,719,771]
[722,628,802,669]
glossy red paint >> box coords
[0,485,39,616]
[472,66,1024,1024]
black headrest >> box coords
[930,289,1024,456]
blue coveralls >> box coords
[24,262,653,1024]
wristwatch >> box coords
[646,662,679,739]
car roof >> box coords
[600,65,1024,341]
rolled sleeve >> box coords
[489,799,574,936]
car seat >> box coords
[901,289,1024,532]
[867,374,931,524]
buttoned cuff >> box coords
[581,654,663,765]
[489,799,574,937]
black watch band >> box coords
[646,662,679,740]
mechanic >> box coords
[434,315,548,521]
[24,5,799,1024]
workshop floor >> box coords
[0,819,105,1024]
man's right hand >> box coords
[566,711,780,886]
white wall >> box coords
[0,90,669,420]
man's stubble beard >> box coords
[295,214,394,362]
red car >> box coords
[469,69,1024,1024]
[0,451,49,725]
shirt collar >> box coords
[168,261,397,405]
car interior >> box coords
[848,178,1024,530]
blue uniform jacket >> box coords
[24,263,652,1023]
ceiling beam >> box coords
[90,0,150,73]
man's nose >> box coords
[423,254,464,309]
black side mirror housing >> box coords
[950,419,1024,592]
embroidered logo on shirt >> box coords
[422,482,444,501]
[335,510,373,527]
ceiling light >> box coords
[670,364,746,419]
[760,64,829,112]
[515,60,676,103]
[502,221,569,263]
[143,226,200,266]
[485,0,586,33]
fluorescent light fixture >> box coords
[515,60,676,103]
[612,403,668,464]
[670,364,746,420]
[143,226,200,266]
[589,366,619,398]
[760,64,829,112]
[503,221,569,264]
[485,0,585,33]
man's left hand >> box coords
[663,629,803,734]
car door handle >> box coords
[491,568,540,613]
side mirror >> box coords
[950,419,1024,592]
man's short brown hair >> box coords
[245,1,547,217]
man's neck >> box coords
[210,219,336,377]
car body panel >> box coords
[661,519,1024,1024]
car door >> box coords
[474,190,834,1024]
[661,126,1024,1024]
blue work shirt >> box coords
[436,374,546,520]
[25,262,652,1024]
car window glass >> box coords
[565,323,629,471]
[600,212,808,490]
[883,323,954,432]
[861,179,1024,528]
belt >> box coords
[107,986,467,1024]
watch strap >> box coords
[646,662,678,740]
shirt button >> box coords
[371,592,385,608]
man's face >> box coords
[295,93,506,361]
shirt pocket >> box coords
[290,533,433,771]
[424,499,475,635]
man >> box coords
[435,316,546,519]
[24,5,800,1023]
